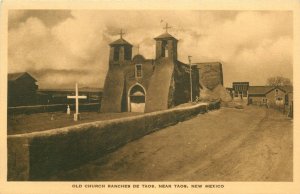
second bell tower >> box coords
[154,23,178,61]
[109,29,132,65]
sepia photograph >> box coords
[1,0,300,193]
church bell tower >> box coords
[109,29,132,65]
[154,23,178,61]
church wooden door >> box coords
[128,84,146,112]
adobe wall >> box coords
[196,62,223,90]
[7,101,220,181]
[173,61,199,106]
[248,96,265,105]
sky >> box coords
[8,10,293,89]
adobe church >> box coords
[101,25,224,113]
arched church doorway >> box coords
[128,84,146,113]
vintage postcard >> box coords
[1,0,300,193]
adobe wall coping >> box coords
[8,102,209,139]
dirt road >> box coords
[51,105,293,181]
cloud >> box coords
[8,10,293,89]
[8,15,106,88]
[176,11,293,85]
[8,10,72,29]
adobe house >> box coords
[101,27,224,113]
[265,86,293,107]
[232,82,249,100]
[247,86,273,106]
[8,72,39,107]
[248,86,293,108]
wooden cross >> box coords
[67,83,87,121]
[163,23,172,33]
[119,29,125,39]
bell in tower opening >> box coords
[164,43,168,57]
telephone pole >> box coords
[188,56,193,102]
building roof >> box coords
[249,85,293,95]
[194,62,221,67]
[265,85,293,94]
[8,72,37,82]
[154,32,178,40]
[176,60,198,69]
[279,85,293,93]
[233,82,249,85]
[109,38,132,46]
[248,86,274,95]
[194,62,222,70]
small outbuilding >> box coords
[8,72,39,107]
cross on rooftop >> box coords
[67,83,87,121]
[163,23,172,33]
[188,55,192,63]
[137,44,140,54]
[119,29,125,39]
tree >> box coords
[266,76,292,86]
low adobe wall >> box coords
[7,101,220,181]
[8,103,100,115]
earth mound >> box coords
[199,84,232,102]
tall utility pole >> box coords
[188,56,193,102]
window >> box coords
[135,64,142,78]
[275,89,279,95]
